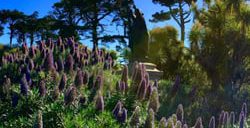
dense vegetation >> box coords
[0,37,248,127]
[0,0,250,128]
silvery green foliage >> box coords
[144,109,155,128]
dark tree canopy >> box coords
[151,0,197,42]
[0,9,25,47]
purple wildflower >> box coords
[209,116,215,128]
[39,80,46,97]
[137,79,147,100]
[75,69,83,88]
[95,92,104,112]
[64,86,77,105]
[59,74,67,92]
[20,74,28,96]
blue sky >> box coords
[0,0,199,47]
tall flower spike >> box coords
[2,76,11,98]
[65,54,74,72]
[241,103,247,119]
[57,56,64,72]
[137,78,147,100]
[144,108,155,128]
[121,65,128,85]
[171,75,181,95]
[37,110,43,128]
[94,75,103,90]
[229,111,235,126]
[239,111,245,128]
[39,80,46,97]
[81,71,88,84]
[44,50,55,71]
[120,81,126,94]
[194,117,203,128]
[112,101,123,118]
[130,106,140,127]
[219,110,225,126]
[148,87,160,113]
[223,111,229,126]
[75,69,83,88]
[117,108,127,123]
[20,74,28,96]
[209,116,215,128]
[145,84,153,100]
[176,104,184,122]
[95,92,104,112]
[64,86,77,105]
[144,72,150,87]
[159,117,167,128]
[52,87,60,100]
[175,120,182,128]
[59,73,67,92]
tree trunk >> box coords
[179,1,185,43]
[30,33,34,46]
[92,3,98,50]
[9,29,13,48]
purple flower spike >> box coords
[194,117,203,128]
[229,111,235,126]
[239,111,245,128]
[117,108,127,123]
[64,86,77,105]
[137,79,147,100]
[241,103,247,119]
[39,80,46,97]
[209,116,215,128]
[75,69,83,88]
[20,74,28,96]
[95,92,104,112]
[112,101,123,117]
